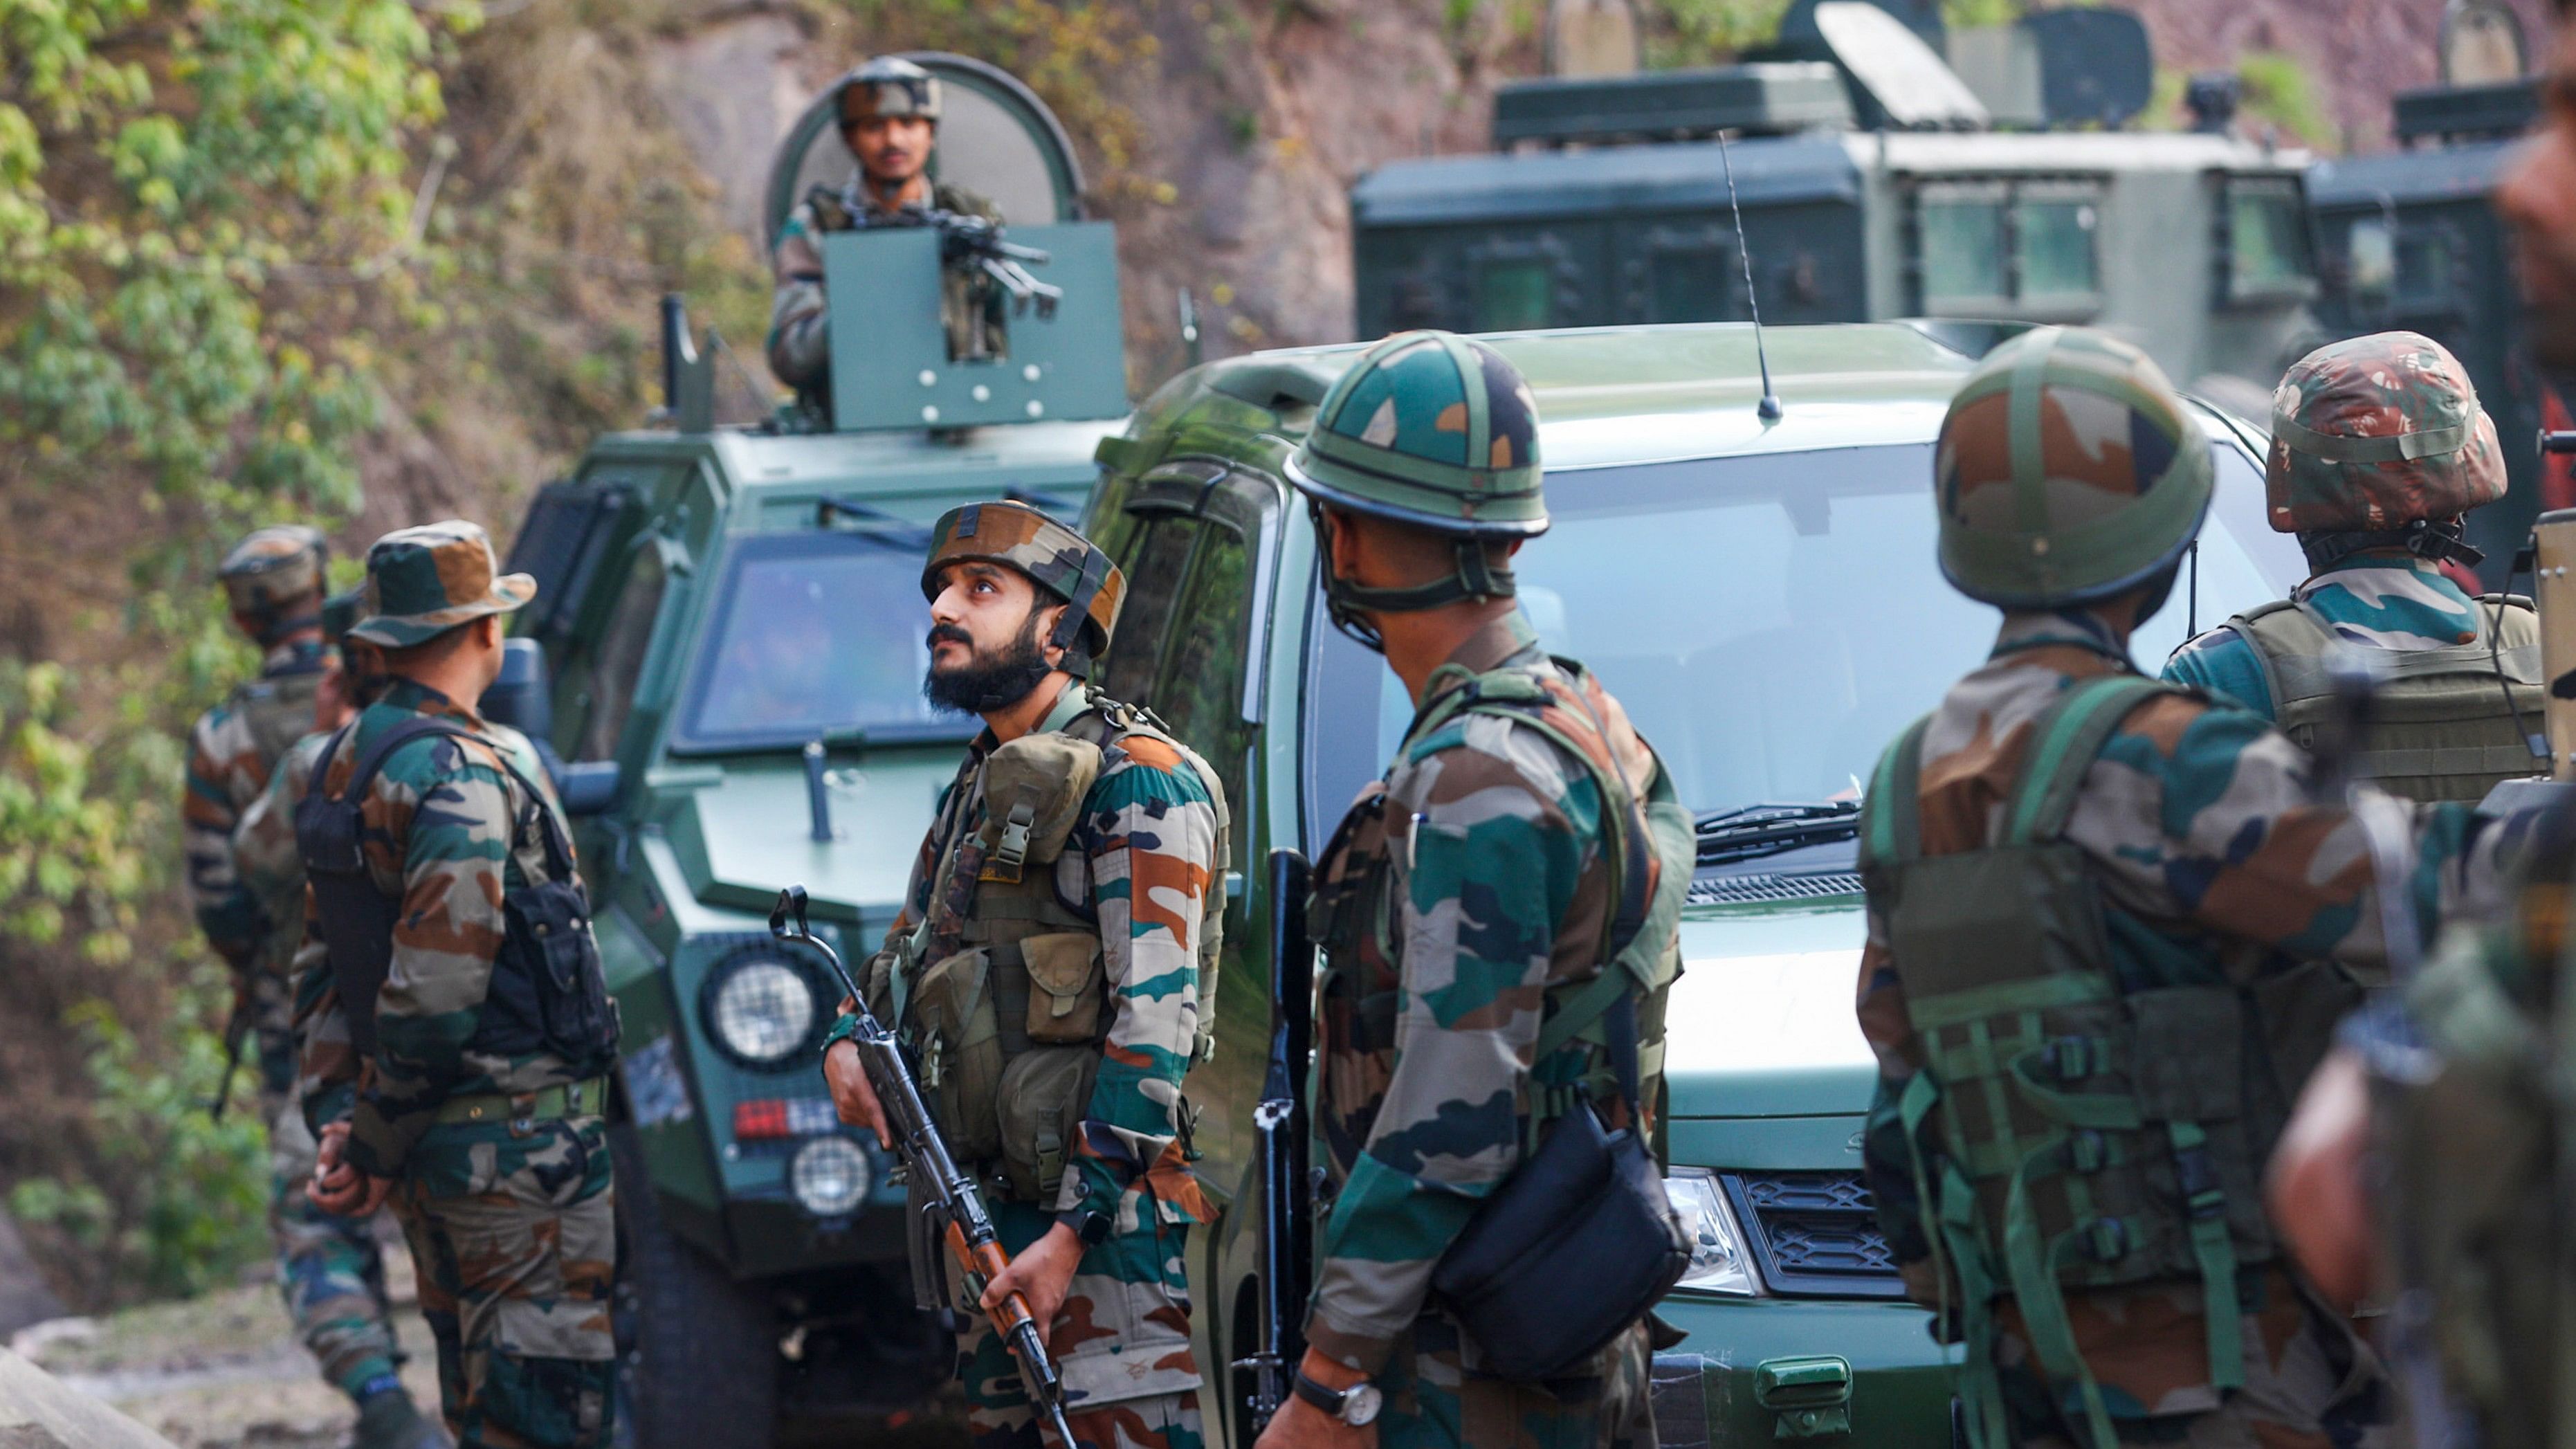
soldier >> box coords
[767,55,1005,390]
[2164,331,2538,803]
[819,499,1227,1449]
[187,525,331,988]
[228,590,441,1449]
[1855,325,2521,1449]
[295,522,621,1449]
[2265,4,2576,1440]
[1255,331,1692,1449]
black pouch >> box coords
[472,771,619,1072]
[297,718,477,1056]
[1429,992,1690,1381]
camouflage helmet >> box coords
[1935,325,2213,609]
[1286,330,1546,538]
[839,57,941,126]
[2265,331,2507,534]
[920,500,1125,680]
[219,525,327,620]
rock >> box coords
[0,1349,180,1449]
[0,1213,66,1342]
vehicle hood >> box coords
[1661,904,1874,1119]
[659,749,960,929]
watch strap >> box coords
[1291,1367,1349,1417]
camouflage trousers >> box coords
[946,1193,1204,1449]
[1995,1273,2396,1449]
[392,1112,617,1449]
[1371,1312,1654,1449]
[258,1030,406,1401]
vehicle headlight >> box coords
[706,956,818,1066]
[789,1135,873,1218]
[1665,1169,1760,1296]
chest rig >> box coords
[896,692,1229,1203]
[1861,675,2306,1449]
[1308,655,1690,1191]
[231,665,326,794]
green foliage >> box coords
[11,985,269,1302]
[1638,0,1789,64]
[2236,50,2333,149]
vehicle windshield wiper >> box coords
[1694,800,1861,867]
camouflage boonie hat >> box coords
[1288,330,1546,537]
[839,56,941,125]
[920,500,1126,678]
[219,525,327,617]
[1936,325,2213,609]
[349,520,536,648]
[320,586,364,645]
[2265,331,2506,534]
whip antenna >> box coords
[1718,128,1783,423]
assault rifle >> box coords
[207,980,257,1122]
[812,185,1063,320]
[1234,849,1316,1431]
[769,886,1077,1449]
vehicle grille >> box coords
[1687,871,1863,906]
[1721,1171,1906,1298]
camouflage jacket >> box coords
[292,678,592,1178]
[862,682,1222,1224]
[1304,613,1679,1376]
[236,728,332,984]
[1857,610,2510,1419]
[184,638,329,967]
[2162,552,2487,717]
[767,179,1001,388]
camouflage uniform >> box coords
[2163,333,2534,804]
[230,589,417,1414]
[296,523,618,1449]
[1284,332,1689,1449]
[835,502,1223,1449]
[1858,327,2516,1449]
[767,57,1002,386]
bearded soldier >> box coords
[768,55,1005,392]
[821,500,1227,1449]
[1855,325,2522,1449]
[228,590,439,1449]
[1256,331,1692,1449]
[297,522,621,1449]
[2165,331,2538,803]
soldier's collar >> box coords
[1418,612,1544,711]
[378,676,486,726]
[1032,678,1093,736]
[1989,608,2130,664]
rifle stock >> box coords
[1239,848,1315,1431]
[772,887,1079,1448]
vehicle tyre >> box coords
[610,1124,777,1449]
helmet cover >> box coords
[2265,330,2506,534]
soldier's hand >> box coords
[309,1121,393,1217]
[2267,1046,2376,1313]
[823,1026,890,1148]
[980,1220,1084,1340]
[1254,1353,1377,1449]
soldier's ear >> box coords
[1034,599,1070,665]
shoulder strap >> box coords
[338,717,477,805]
[336,717,574,874]
[2004,675,2175,846]
[1861,714,1933,868]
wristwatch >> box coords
[1292,1365,1382,1427]
[1057,1208,1113,1247]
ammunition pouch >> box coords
[998,1045,1102,1203]
[911,945,1006,1166]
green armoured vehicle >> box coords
[1353,0,2318,402]
[486,55,1126,1446]
[1080,320,2301,1446]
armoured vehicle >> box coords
[490,55,1126,1446]
[1351,1,2317,401]
[2308,8,2551,581]
[1082,320,2302,1446]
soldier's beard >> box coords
[922,609,1052,715]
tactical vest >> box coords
[1861,676,2301,1449]
[232,666,326,789]
[297,716,619,1075]
[897,695,1230,1204]
[1308,657,1690,1187]
[2371,920,2573,1448]
[2225,593,2543,803]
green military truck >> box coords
[1352,1,2317,404]
[490,55,1126,1446]
[1079,320,2301,1446]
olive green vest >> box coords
[900,692,1230,1203]
[2226,594,2543,804]
[1861,676,2294,1449]
[234,668,326,782]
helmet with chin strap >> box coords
[839,56,942,125]
[1284,330,1546,648]
[920,500,1125,680]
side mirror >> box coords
[482,637,623,817]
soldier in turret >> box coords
[767,56,1005,392]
